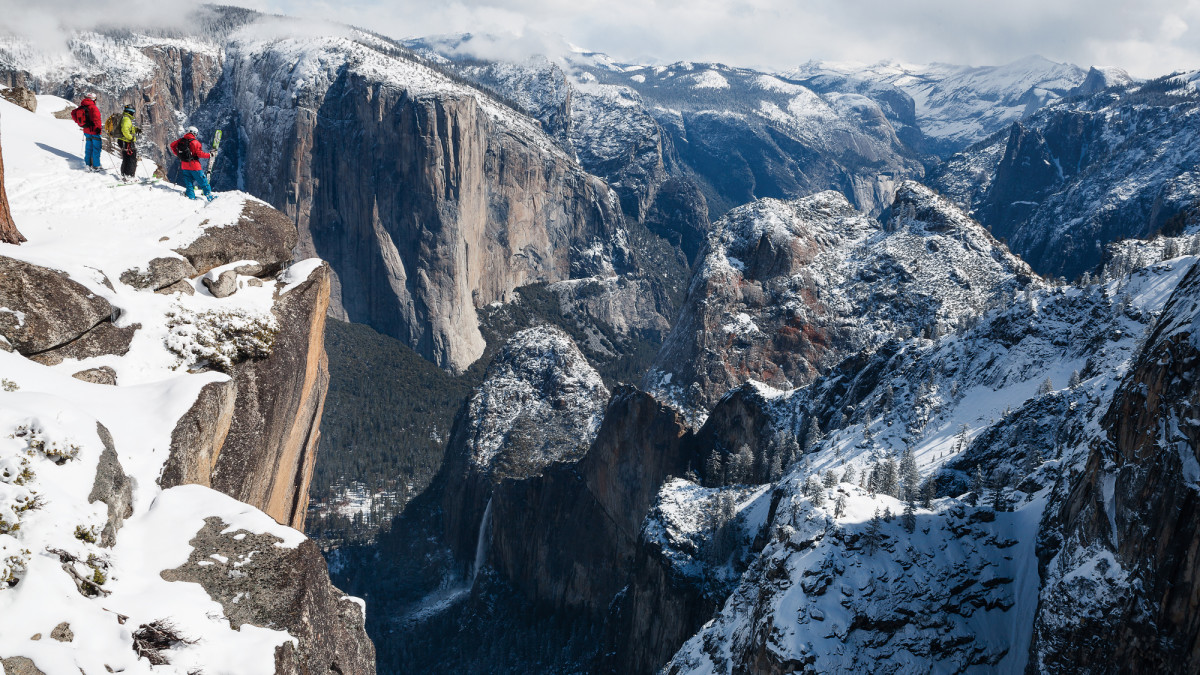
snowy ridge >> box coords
[791,56,1092,150]
[463,326,610,476]
[0,95,339,672]
[225,26,574,162]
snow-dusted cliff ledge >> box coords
[0,95,372,672]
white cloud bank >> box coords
[1,0,1198,77]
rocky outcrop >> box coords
[88,423,134,549]
[161,380,237,490]
[0,87,36,113]
[441,326,609,570]
[162,517,375,674]
[645,184,1033,420]
[207,263,331,530]
[1032,260,1200,672]
[486,388,694,611]
[0,119,24,246]
[0,255,112,355]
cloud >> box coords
[2,0,1199,77]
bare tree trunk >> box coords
[0,113,26,245]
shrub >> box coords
[165,306,280,372]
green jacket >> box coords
[119,112,139,142]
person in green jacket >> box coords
[117,104,141,182]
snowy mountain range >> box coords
[3,6,1200,674]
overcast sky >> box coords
[230,0,1200,77]
[3,0,1199,77]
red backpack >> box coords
[71,106,88,127]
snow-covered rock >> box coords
[792,56,1092,155]
[934,72,1200,278]
[646,181,1033,424]
[663,242,1197,675]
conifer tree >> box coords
[823,469,839,488]
[834,493,847,518]
[864,508,883,555]
[899,448,920,502]
[968,465,984,506]
[902,501,916,533]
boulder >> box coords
[0,255,110,355]
[72,366,117,385]
[173,201,298,276]
[119,256,196,291]
[202,269,239,298]
[161,517,375,674]
[29,322,138,366]
[49,623,73,643]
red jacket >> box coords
[169,133,210,171]
[75,98,102,135]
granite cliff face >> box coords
[1032,259,1200,672]
[210,33,629,373]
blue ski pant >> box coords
[84,133,101,168]
[179,169,213,198]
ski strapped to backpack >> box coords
[205,129,223,181]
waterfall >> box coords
[471,497,494,585]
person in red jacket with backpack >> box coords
[169,126,214,201]
[71,93,103,172]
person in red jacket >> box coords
[169,126,214,201]
[71,92,103,172]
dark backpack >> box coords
[174,137,196,163]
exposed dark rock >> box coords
[119,256,196,291]
[211,263,330,529]
[0,656,45,675]
[0,87,36,112]
[88,423,133,548]
[644,177,711,266]
[1032,260,1200,672]
[28,321,138,366]
[0,255,110,354]
[154,279,195,296]
[160,379,237,490]
[49,622,73,643]
[71,366,117,385]
[161,517,375,674]
[487,388,694,611]
[172,201,298,277]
